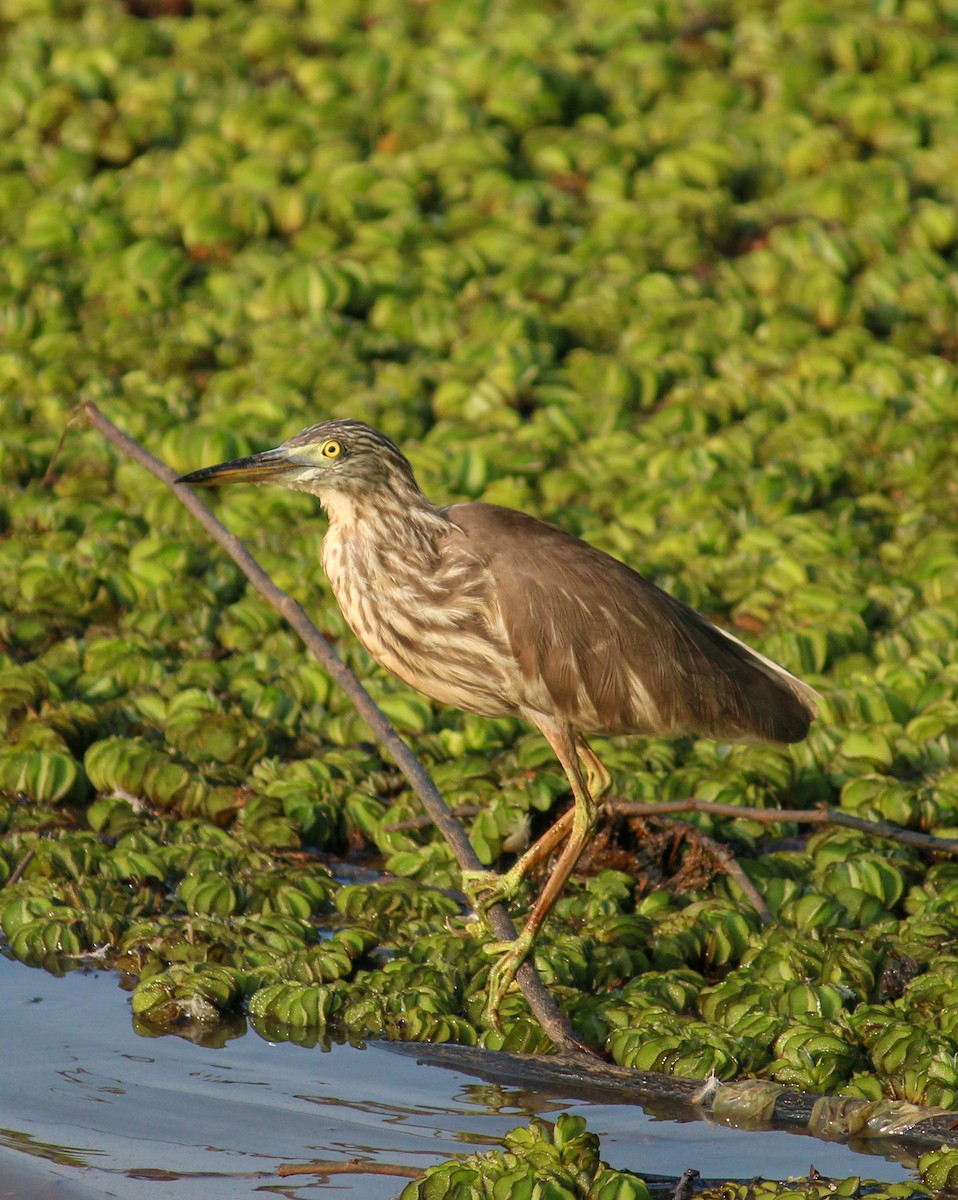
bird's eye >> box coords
[321,440,342,459]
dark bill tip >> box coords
[175,448,295,488]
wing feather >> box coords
[446,503,818,743]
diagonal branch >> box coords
[654,818,773,923]
[72,402,595,1059]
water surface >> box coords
[0,956,916,1197]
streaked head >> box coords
[176,419,420,502]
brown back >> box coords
[446,503,818,744]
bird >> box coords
[177,419,819,1026]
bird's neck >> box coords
[319,484,450,615]
[320,484,449,549]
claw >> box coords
[460,866,525,915]
[481,932,534,1031]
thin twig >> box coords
[649,816,773,924]
[4,847,36,889]
[277,1159,424,1179]
[608,798,958,855]
[70,402,594,1059]
[385,791,957,925]
[40,407,86,488]
[383,804,482,832]
[712,844,773,922]
[395,797,958,858]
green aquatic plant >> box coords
[399,1114,931,1200]
[401,1115,651,1200]
[0,0,958,1133]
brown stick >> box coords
[277,1159,424,1179]
[387,796,958,858]
[383,804,482,831]
[647,817,773,923]
[608,798,958,854]
[713,845,773,923]
[71,402,594,1059]
[384,790,948,925]
[4,847,36,889]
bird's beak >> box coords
[176,447,298,488]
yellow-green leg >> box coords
[481,715,600,1029]
[461,808,573,913]
[575,733,612,801]
[462,732,610,915]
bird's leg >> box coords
[462,737,610,915]
[575,734,612,801]
[482,716,598,1029]
[461,808,573,914]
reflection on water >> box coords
[0,1127,99,1169]
[0,955,916,1199]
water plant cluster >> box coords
[398,1114,938,1200]
[400,1115,661,1200]
[2,0,958,1136]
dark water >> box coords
[0,956,915,1198]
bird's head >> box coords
[176,419,422,512]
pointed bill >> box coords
[176,447,297,487]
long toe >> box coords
[461,868,523,915]
[482,932,533,1031]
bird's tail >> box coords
[714,625,821,744]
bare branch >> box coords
[40,405,86,488]
[383,805,482,832]
[4,848,36,890]
[277,1159,424,1179]
[384,789,954,926]
[670,822,773,924]
[608,798,958,855]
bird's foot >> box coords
[460,865,525,916]
[480,931,534,1031]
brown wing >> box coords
[446,503,818,744]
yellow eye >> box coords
[321,440,342,459]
